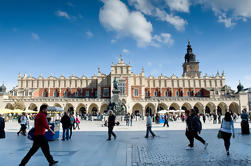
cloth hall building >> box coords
[1,41,249,116]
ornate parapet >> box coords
[4,97,110,103]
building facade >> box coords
[1,41,249,116]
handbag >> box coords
[217,130,223,139]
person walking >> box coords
[202,114,206,124]
[130,113,134,126]
[0,114,5,139]
[60,112,71,141]
[219,112,235,155]
[17,112,27,136]
[69,114,75,139]
[185,110,192,147]
[145,112,156,138]
[241,109,250,134]
[163,113,169,127]
[107,110,117,141]
[19,104,58,166]
[125,113,130,126]
[186,109,208,149]
[75,115,80,130]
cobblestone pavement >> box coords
[1,121,251,166]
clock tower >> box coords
[182,40,201,77]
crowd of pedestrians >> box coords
[0,106,250,166]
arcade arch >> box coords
[205,102,216,114]
[28,103,38,111]
[157,103,168,111]
[65,103,74,114]
[5,103,14,110]
[193,102,204,114]
[132,103,144,116]
[145,103,155,116]
[169,103,180,110]
[181,102,192,111]
[100,103,108,114]
[217,102,227,115]
[76,104,86,115]
[88,103,99,116]
[229,102,239,114]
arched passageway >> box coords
[145,103,155,116]
[132,103,144,116]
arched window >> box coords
[180,91,183,97]
[165,91,169,97]
[43,90,48,97]
[196,91,201,97]
[187,91,191,96]
[176,91,180,97]
[154,91,157,97]
[64,91,68,97]
[54,91,58,97]
[75,91,79,97]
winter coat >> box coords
[60,115,71,129]
[189,114,202,132]
[0,117,5,139]
[108,114,116,127]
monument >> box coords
[108,78,126,116]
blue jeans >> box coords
[62,128,69,140]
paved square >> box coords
[1,120,251,166]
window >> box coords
[176,91,180,97]
[43,91,48,97]
[64,91,68,97]
[86,90,89,97]
[103,88,109,97]
[196,91,201,97]
[165,91,169,97]
[145,91,149,97]
[14,91,17,96]
[54,91,58,97]
[134,89,139,96]
[187,91,191,96]
[75,91,79,97]
[118,82,125,95]
[154,91,157,97]
[25,90,29,96]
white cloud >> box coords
[55,10,71,20]
[99,0,153,47]
[218,14,236,28]
[151,33,174,47]
[122,49,129,53]
[165,0,190,13]
[31,32,40,40]
[128,0,187,31]
[86,31,94,38]
[197,0,251,28]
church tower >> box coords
[182,40,201,77]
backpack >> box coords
[18,116,21,123]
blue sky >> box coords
[0,0,251,91]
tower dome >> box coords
[185,40,196,62]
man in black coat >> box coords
[60,112,71,141]
[0,114,5,139]
[187,109,208,149]
[107,110,117,141]
[163,113,169,127]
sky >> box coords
[0,0,251,91]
